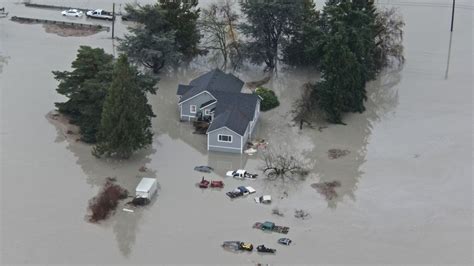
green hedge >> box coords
[255,87,280,111]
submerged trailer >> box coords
[135,177,157,200]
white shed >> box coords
[135,177,157,199]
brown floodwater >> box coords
[1,0,472,264]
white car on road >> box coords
[61,9,83,17]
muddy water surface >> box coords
[1,0,472,264]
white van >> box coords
[135,177,157,200]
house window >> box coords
[190,105,197,113]
[218,134,232,143]
[204,109,211,116]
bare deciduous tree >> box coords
[260,147,308,181]
[375,8,405,69]
[199,0,242,70]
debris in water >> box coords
[87,180,128,223]
[318,126,328,132]
[139,166,147,172]
[122,208,134,213]
[294,209,310,220]
[245,75,271,89]
[272,207,284,217]
[244,147,257,155]
[328,149,350,159]
[311,181,341,200]
[192,120,209,134]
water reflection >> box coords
[312,69,401,208]
[47,115,157,257]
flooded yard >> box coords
[1,0,472,264]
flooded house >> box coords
[177,69,261,153]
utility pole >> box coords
[112,3,115,39]
[450,0,455,32]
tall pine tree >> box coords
[93,55,155,159]
[53,46,114,143]
[310,0,377,123]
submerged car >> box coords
[256,245,276,253]
[254,195,272,204]
[194,165,214,173]
[222,241,253,252]
[61,9,83,17]
[278,238,292,245]
[226,169,258,180]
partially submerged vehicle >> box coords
[198,178,223,188]
[226,186,256,199]
[226,169,258,180]
[254,195,272,204]
[210,180,224,188]
[256,245,276,253]
[198,177,210,188]
[194,165,213,173]
[222,241,253,252]
[136,177,157,200]
[278,238,292,246]
[253,221,289,234]
[129,177,157,206]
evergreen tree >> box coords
[310,0,376,123]
[120,0,201,73]
[160,0,201,63]
[240,0,307,71]
[93,55,155,159]
[53,46,114,143]
[282,0,321,67]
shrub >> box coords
[87,180,128,223]
[255,87,280,111]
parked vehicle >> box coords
[253,221,289,234]
[198,177,210,188]
[254,195,272,204]
[226,186,256,198]
[135,177,157,200]
[86,9,113,20]
[222,241,253,251]
[226,169,258,180]
[210,180,224,188]
[256,245,276,253]
[61,9,83,17]
[278,238,292,246]
[194,165,213,173]
[226,190,243,199]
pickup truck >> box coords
[253,221,289,234]
[86,9,114,20]
[226,169,258,180]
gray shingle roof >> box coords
[207,91,259,135]
[177,84,193,96]
[177,69,260,136]
[178,68,244,103]
[200,99,216,108]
